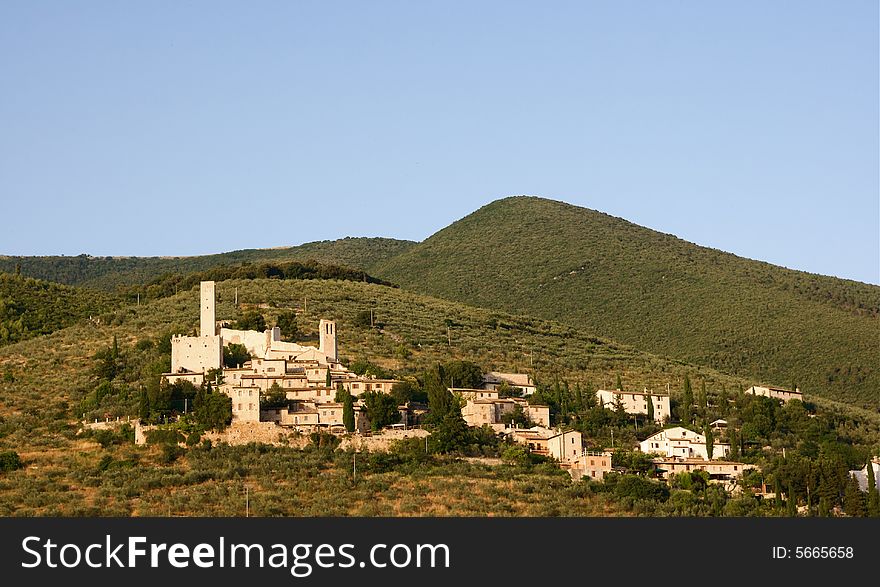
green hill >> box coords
[374,197,880,409]
[0,273,120,346]
[0,237,415,290]
[4,196,876,410]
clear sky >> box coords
[1,1,877,284]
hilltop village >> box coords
[127,280,848,491]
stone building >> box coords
[461,397,550,430]
[744,385,802,403]
[163,281,390,431]
[596,388,671,423]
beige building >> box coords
[745,385,802,403]
[596,388,670,423]
[508,426,583,463]
[163,281,393,431]
[462,397,550,430]
[170,281,223,374]
[449,387,500,401]
[547,428,584,462]
[482,372,537,395]
[569,452,613,481]
[230,386,261,423]
[652,457,754,482]
[342,378,401,396]
[262,400,369,433]
[640,426,730,460]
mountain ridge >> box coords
[372,196,879,408]
[2,196,876,408]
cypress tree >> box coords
[342,392,355,433]
[867,462,880,517]
[728,429,740,460]
[818,497,830,517]
[615,374,623,391]
[705,426,714,460]
[843,475,867,517]
[138,389,151,422]
[786,486,798,517]
[574,382,584,412]
[681,374,693,425]
[425,364,453,424]
[774,477,783,511]
[646,394,654,423]
[325,368,332,388]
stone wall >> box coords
[339,428,429,452]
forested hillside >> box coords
[3,196,876,409]
[374,197,880,409]
[0,237,414,290]
[0,273,120,346]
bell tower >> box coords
[318,319,337,362]
[200,281,216,337]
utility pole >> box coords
[245,486,249,518]
[137,292,140,306]
[353,451,357,483]
[235,287,238,306]
[446,326,451,346]
[370,308,374,328]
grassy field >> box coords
[0,442,622,517]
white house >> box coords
[639,426,730,460]
[849,460,880,493]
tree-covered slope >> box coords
[0,237,415,290]
[0,273,120,346]
[374,197,880,409]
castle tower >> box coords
[318,319,337,362]
[200,281,216,337]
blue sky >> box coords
[1,1,877,284]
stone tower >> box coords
[318,319,337,362]
[200,281,216,337]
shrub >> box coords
[145,428,185,445]
[0,451,23,473]
[159,444,184,465]
[612,475,669,502]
